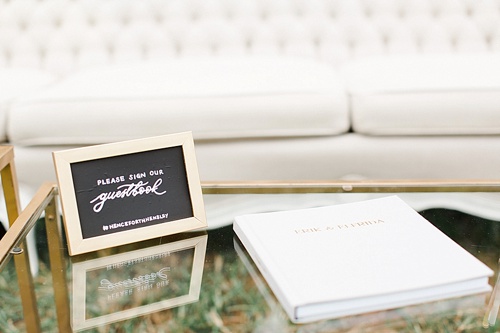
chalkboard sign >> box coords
[53,132,206,255]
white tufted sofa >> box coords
[2,0,500,219]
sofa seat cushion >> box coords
[8,57,349,146]
[0,69,56,142]
[341,54,500,135]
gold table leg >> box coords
[1,158,41,333]
[45,196,71,332]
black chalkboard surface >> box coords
[71,146,193,239]
[53,133,206,255]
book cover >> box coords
[233,196,493,323]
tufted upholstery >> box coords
[2,0,500,224]
[1,0,500,76]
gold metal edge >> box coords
[0,182,58,270]
[0,145,14,171]
[201,179,500,194]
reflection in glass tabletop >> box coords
[1,184,500,332]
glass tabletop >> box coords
[1,184,500,332]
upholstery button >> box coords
[17,20,29,32]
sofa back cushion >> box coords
[0,0,499,75]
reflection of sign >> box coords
[53,132,207,255]
[72,234,207,331]
[98,267,170,291]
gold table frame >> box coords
[0,146,44,332]
[1,143,499,331]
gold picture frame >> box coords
[53,132,207,255]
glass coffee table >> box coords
[1,180,499,332]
